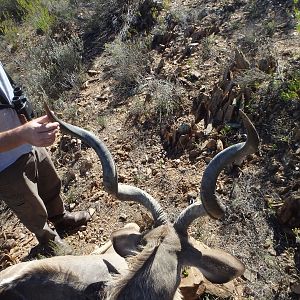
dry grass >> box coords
[104,37,150,99]
[196,172,298,299]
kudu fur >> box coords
[0,105,259,300]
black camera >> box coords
[12,87,35,121]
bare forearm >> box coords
[0,126,26,152]
[0,115,59,152]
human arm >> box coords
[0,115,59,152]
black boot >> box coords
[50,211,91,231]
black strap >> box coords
[0,103,14,109]
[0,88,10,105]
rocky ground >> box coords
[0,0,299,299]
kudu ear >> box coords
[110,223,142,258]
[182,239,245,284]
[196,248,245,284]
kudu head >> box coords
[45,104,259,300]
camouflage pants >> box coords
[0,147,64,243]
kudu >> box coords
[0,105,259,300]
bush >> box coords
[24,35,83,106]
[84,0,129,49]
[0,0,76,48]
[146,79,183,120]
[281,72,300,102]
[128,79,183,126]
[167,4,206,28]
[104,37,150,98]
[294,0,300,31]
[85,0,162,54]
[128,78,184,124]
[0,0,22,21]
[16,0,55,34]
[0,18,19,46]
[41,0,73,20]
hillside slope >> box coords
[0,0,299,299]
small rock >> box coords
[79,159,93,176]
[64,170,76,186]
[119,213,127,222]
[242,269,257,282]
[79,225,87,231]
[257,55,276,74]
[277,194,300,227]
[69,203,76,210]
[204,157,212,163]
[87,69,100,75]
[187,191,197,199]
[268,248,277,256]
[148,157,155,164]
[187,191,198,204]
[187,70,201,82]
[189,149,202,161]
[174,159,181,165]
[178,123,191,135]
[216,139,224,152]
[263,239,272,249]
[291,283,300,294]
[234,48,250,69]
[201,139,216,151]
[90,237,97,243]
[19,233,26,239]
[152,168,158,176]
[88,208,96,217]
[244,286,255,296]
[146,168,152,177]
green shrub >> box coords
[104,37,149,97]
[263,19,276,37]
[281,74,300,102]
[201,34,215,60]
[145,79,183,121]
[294,0,300,32]
[85,0,129,48]
[85,0,162,51]
[0,0,81,111]
[0,0,74,44]
[0,0,22,46]
[96,115,107,129]
[128,79,183,124]
[24,35,83,105]
[235,69,270,90]
[0,0,22,21]
[167,4,206,27]
[246,0,262,19]
[17,0,55,33]
[41,0,73,20]
[0,18,19,46]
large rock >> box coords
[180,267,204,299]
[277,193,300,228]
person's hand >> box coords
[21,115,60,147]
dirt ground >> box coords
[0,0,299,299]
